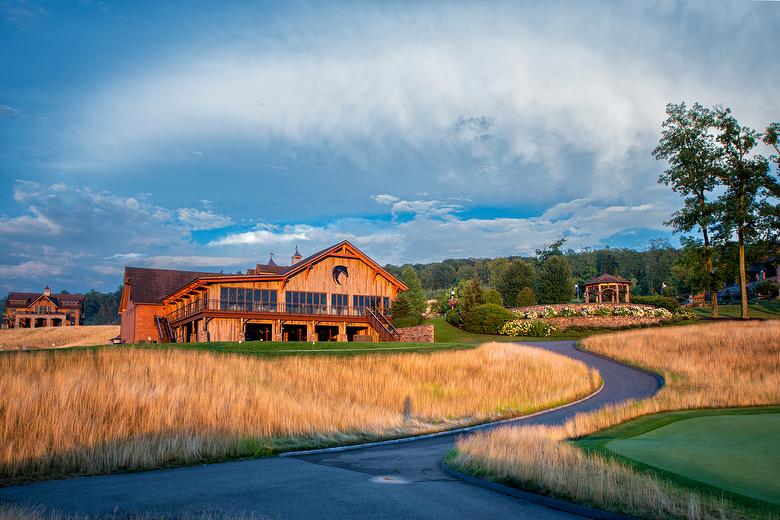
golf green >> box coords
[605,413,780,505]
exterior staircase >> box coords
[154,315,175,343]
[365,306,401,342]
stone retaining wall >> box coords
[545,316,665,331]
[398,324,435,343]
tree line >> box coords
[385,238,685,307]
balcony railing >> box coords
[13,309,68,315]
[167,299,390,322]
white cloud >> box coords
[176,207,232,230]
[0,261,59,279]
[208,194,671,264]
[0,206,62,235]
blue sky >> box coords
[0,0,778,293]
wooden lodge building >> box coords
[2,286,85,329]
[119,241,408,344]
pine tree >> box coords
[536,256,575,304]
[401,266,426,317]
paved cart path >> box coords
[0,341,661,519]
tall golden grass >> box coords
[0,342,599,484]
[0,325,119,350]
[454,321,780,519]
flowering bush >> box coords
[558,306,578,317]
[500,320,558,337]
[673,308,698,321]
[514,304,674,320]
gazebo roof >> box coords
[583,274,630,286]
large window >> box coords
[286,291,327,314]
[331,293,349,315]
[353,295,382,315]
[220,288,277,311]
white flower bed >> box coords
[515,305,673,320]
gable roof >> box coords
[161,241,407,302]
[583,274,630,286]
[123,267,227,304]
[282,241,407,289]
[5,292,85,309]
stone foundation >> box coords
[398,324,435,343]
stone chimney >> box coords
[43,285,51,297]
[291,246,303,265]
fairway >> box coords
[604,412,780,505]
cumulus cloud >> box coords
[207,194,671,264]
[0,181,236,292]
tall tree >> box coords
[401,266,426,316]
[495,260,536,307]
[713,108,779,318]
[536,255,575,304]
[653,102,722,316]
[535,238,566,263]
[459,279,485,320]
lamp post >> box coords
[448,289,457,310]
[575,283,580,300]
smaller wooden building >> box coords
[583,274,630,304]
[2,286,85,329]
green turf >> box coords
[426,316,592,343]
[0,315,664,358]
[577,407,780,509]
[691,301,780,319]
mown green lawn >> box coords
[17,314,681,358]
[577,407,780,511]
[691,300,780,319]
[143,318,585,357]
[424,317,592,343]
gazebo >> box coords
[583,274,630,304]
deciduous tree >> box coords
[653,102,721,315]
[713,108,779,318]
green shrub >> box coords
[483,288,503,306]
[462,304,515,334]
[631,295,680,312]
[393,315,423,328]
[515,286,537,307]
[390,293,423,327]
[755,280,779,298]
[445,308,462,327]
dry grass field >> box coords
[0,342,600,484]
[454,321,780,519]
[0,325,119,350]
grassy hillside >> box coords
[0,325,119,350]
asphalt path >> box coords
[0,341,661,519]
